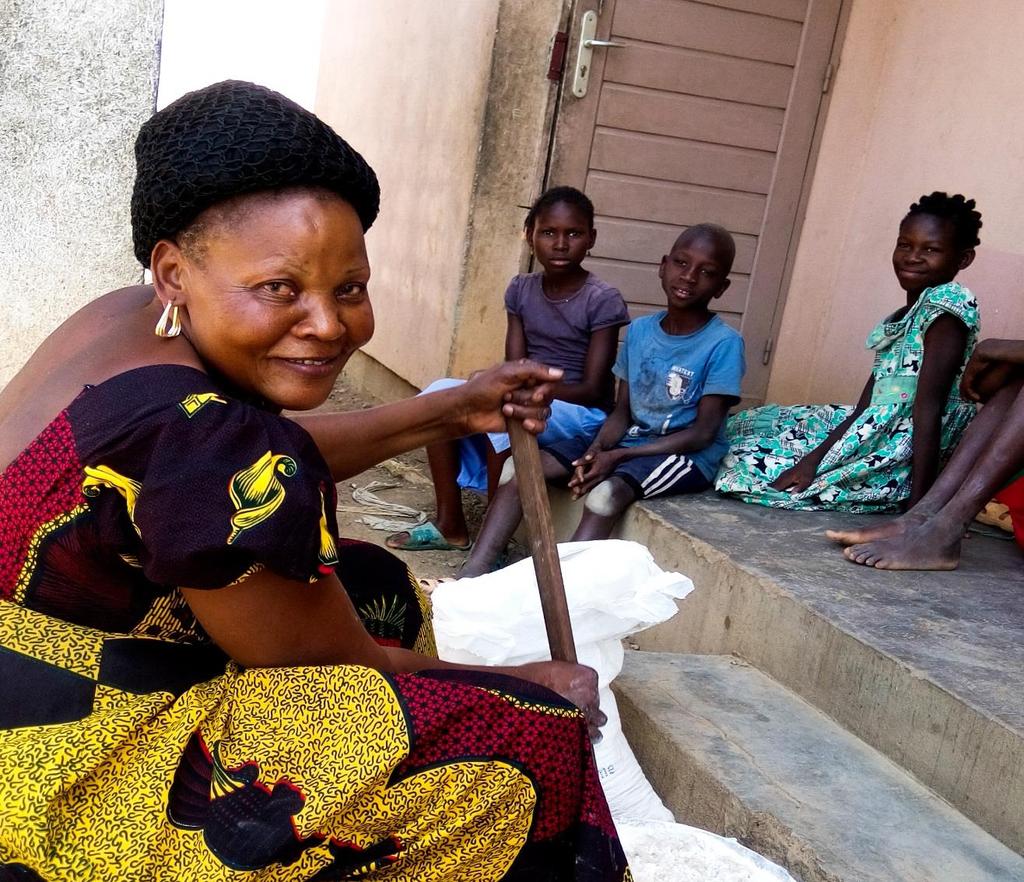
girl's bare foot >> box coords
[825,509,930,546]
[841,518,962,570]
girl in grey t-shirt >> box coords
[387,186,629,555]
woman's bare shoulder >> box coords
[0,285,200,469]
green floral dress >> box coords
[715,282,980,512]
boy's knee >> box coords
[420,377,464,396]
[583,478,633,517]
[498,457,517,486]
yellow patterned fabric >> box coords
[227,451,298,545]
[0,598,628,881]
[0,368,630,880]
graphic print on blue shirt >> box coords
[613,313,745,479]
[666,366,696,404]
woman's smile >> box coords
[276,354,343,377]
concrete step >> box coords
[614,651,1024,882]
[546,490,1024,853]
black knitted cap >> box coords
[131,80,380,267]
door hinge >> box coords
[548,30,569,81]
[822,62,835,94]
[762,337,774,366]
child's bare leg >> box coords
[827,376,1023,546]
[844,377,1024,569]
[572,476,639,541]
[486,448,512,501]
[460,451,571,577]
[388,440,468,548]
[426,439,471,545]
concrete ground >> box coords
[637,491,1024,744]
[596,490,1024,868]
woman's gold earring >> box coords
[154,302,181,338]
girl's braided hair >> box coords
[905,192,982,250]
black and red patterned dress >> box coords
[0,365,630,881]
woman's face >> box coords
[168,190,374,410]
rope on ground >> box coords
[378,458,433,487]
[337,479,429,532]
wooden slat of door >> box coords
[593,217,758,273]
[698,0,807,22]
[591,129,775,194]
[604,41,794,108]
[614,0,803,65]
[598,84,785,152]
[588,172,767,236]
[736,0,844,399]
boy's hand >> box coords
[770,455,821,493]
[569,448,623,498]
[458,360,563,436]
[960,342,1016,403]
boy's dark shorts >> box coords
[544,435,712,500]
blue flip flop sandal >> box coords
[385,521,472,552]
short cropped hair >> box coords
[524,186,595,233]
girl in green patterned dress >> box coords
[715,192,982,512]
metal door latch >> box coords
[571,9,626,98]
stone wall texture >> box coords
[0,0,163,386]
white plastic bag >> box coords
[616,819,796,882]
[432,540,692,665]
[432,540,693,821]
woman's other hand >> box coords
[458,360,563,436]
[516,660,606,741]
[770,455,821,493]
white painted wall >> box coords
[157,0,328,109]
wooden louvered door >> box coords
[547,0,843,403]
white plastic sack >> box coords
[432,540,693,822]
[432,540,692,667]
[616,819,796,882]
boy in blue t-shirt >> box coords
[461,224,746,575]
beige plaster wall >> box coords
[768,0,1024,405]
[448,0,568,378]
[316,0,565,391]
[316,1,501,389]
[0,0,162,387]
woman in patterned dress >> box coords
[715,192,982,513]
[0,81,630,881]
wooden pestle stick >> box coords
[506,418,578,663]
